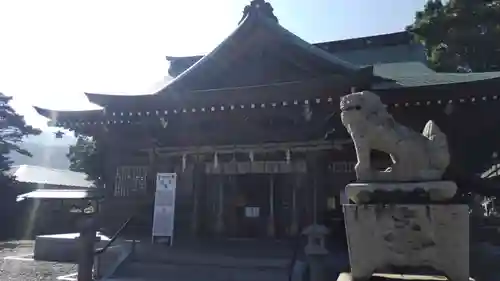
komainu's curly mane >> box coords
[340,91,450,182]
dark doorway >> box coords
[230,174,270,238]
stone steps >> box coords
[112,261,287,281]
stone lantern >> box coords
[302,224,330,281]
[302,224,329,255]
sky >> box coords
[0,0,427,133]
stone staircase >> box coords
[101,239,292,281]
[110,261,286,281]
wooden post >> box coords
[267,174,275,238]
[77,216,96,281]
[290,183,298,236]
[215,176,225,235]
[291,172,304,236]
[191,156,201,236]
[313,176,318,224]
[148,149,157,195]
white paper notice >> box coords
[245,207,260,218]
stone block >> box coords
[336,272,473,280]
[34,232,110,263]
[343,204,469,281]
[345,182,457,204]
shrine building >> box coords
[35,1,500,239]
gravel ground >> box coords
[0,240,77,281]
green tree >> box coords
[67,135,106,187]
[0,93,41,183]
[408,0,500,72]
[0,93,41,239]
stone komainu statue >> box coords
[340,91,450,182]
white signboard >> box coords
[152,173,177,245]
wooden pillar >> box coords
[313,176,318,224]
[215,175,225,235]
[267,174,276,238]
[191,155,206,237]
[292,169,306,234]
[101,136,118,197]
[148,149,157,195]
[77,216,96,281]
[290,180,299,236]
[306,152,327,225]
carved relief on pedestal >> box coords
[343,204,469,281]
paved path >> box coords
[0,240,77,281]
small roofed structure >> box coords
[12,165,100,244]
[16,189,103,202]
[10,165,95,189]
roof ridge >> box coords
[165,31,413,61]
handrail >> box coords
[95,216,134,255]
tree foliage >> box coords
[0,93,41,239]
[408,0,500,72]
[0,94,41,184]
[67,135,106,187]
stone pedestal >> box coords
[343,180,468,281]
[345,181,457,204]
[343,203,469,281]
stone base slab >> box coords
[337,272,474,280]
[346,181,457,204]
[343,204,469,281]
[34,232,110,263]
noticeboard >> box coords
[152,173,176,245]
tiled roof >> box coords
[373,63,500,89]
[161,12,364,93]
[166,32,426,77]
[314,32,414,52]
[9,165,94,188]
[333,43,427,66]
[16,189,105,202]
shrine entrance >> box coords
[202,172,301,240]
[229,174,271,239]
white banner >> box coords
[152,173,177,245]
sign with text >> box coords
[244,206,260,218]
[152,173,177,246]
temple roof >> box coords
[157,11,368,95]
[372,62,500,89]
[32,2,500,124]
[80,7,373,108]
[377,72,500,89]
[34,106,103,123]
[167,32,427,76]
[10,165,94,188]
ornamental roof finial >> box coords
[238,0,278,24]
